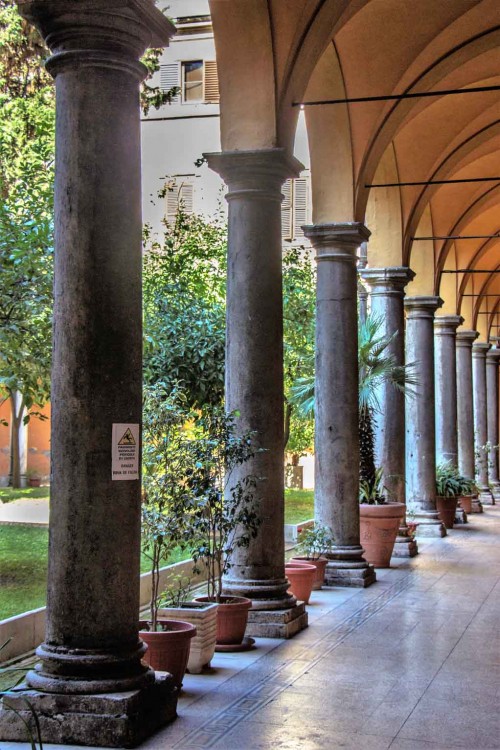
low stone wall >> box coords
[0,558,208,664]
[284,518,314,543]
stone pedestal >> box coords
[204,149,306,634]
[0,3,178,746]
[486,348,500,499]
[473,342,493,503]
[457,330,479,483]
[434,316,463,465]
[404,297,446,538]
[305,224,375,588]
[361,267,418,558]
[246,603,308,639]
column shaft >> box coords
[456,330,478,480]
[473,342,493,502]
[305,223,375,588]
[486,349,500,497]
[205,149,303,610]
[405,296,446,537]
[434,316,463,466]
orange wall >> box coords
[27,402,51,479]
[0,399,10,483]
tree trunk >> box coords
[9,390,26,489]
[359,404,377,491]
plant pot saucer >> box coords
[214,636,255,653]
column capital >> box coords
[472,341,491,359]
[404,295,443,319]
[18,0,175,78]
[361,267,415,296]
[204,149,303,201]
[304,223,371,263]
[456,329,479,347]
[434,315,464,336]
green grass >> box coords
[0,524,189,621]
[0,487,50,504]
[284,488,314,524]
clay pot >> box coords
[359,502,405,567]
[285,561,316,604]
[139,619,196,688]
[458,495,473,514]
[436,495,458,529]
[290,556,328,590]
[194,595,251,645]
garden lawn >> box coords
[0,487,50,504]
[284,488,314,524]
[0,524,189,621]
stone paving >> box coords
[3,506,500,749]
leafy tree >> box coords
[143,211,227,407]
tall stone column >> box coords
[305,223,375,587]
[486,348,500,498]
[473,342,493,503]
[434,316,463,465]
[361,267,417,557]
[205,149,308,637]
[0,3,177,747]
[456,330,482,513]
[404,297,446,537]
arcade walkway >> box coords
[7,507,500,750]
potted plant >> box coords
[190,407,262,647]
[359,467,405,568]
[435,462,461,529]
[157,574,218,674]
[26,469,42,488]
[457,476,478,515]
[140,384,197,687]
[291,523,334,589]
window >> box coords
[281,176,310,241]
[165,177,195,224]
[159,61,220,104]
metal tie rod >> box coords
[442,269,500,273]
[413,234,500,240]
[293,84,500,107]
[366,177,500,188]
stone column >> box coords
[0,3,177,747]
[357,242,369,324]
[486,348,500,498]
[404,297,446,537]
[361,267,417,557]
[204,149,308,637]
[456,330,482,513]
[305,223,375,587]
[473,342,493,503]
[434,316,463,465]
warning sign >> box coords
[112,423,139,481]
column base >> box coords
[392,536,419,557]
[454,508,468,524]
[324,561,376,588]
[479,489,494,505]
[491,482,500,500]
[246,602,308,639]
[222,576,296,611]
[470,497,483,513]
[414,512,447,538]
[0,674,177,748]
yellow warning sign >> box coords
[118,428,136,446]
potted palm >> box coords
[190,407,262,648]
[291,523,334,590]
[140,384,197,687]
[435,462,461,529]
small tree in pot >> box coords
[189,407,262,646]
[291,523,335,590]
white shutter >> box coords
[281,179,293,241]
[165,179,194,223]
[179,182,194,214]
[204,61,220,103]
[159,63,180,102]
[293,177,308,239]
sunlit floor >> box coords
[4,506,500,749]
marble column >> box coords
[404,297,446,537]
[486,348,500,498]
[357,242,369,324]
[434,316,463,465]
[361,267,417,557]
[0,3,178,747]
[473,342,493,503]
[305,223,375,587]
[204,149,308,637]
[456,330,482,513]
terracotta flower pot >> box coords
[359,502,405,567]
[290,556,328,590]
[458,495,473,514]
[194,595,251,645]
[436,495,458,529]
[139,619,196,688]
[285,561,316,604]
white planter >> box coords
[157,601,218,674]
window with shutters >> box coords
[281,176,310,241]
[159,61,220,104]
[165,178,195,223]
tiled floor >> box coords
[4,506,500,749]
